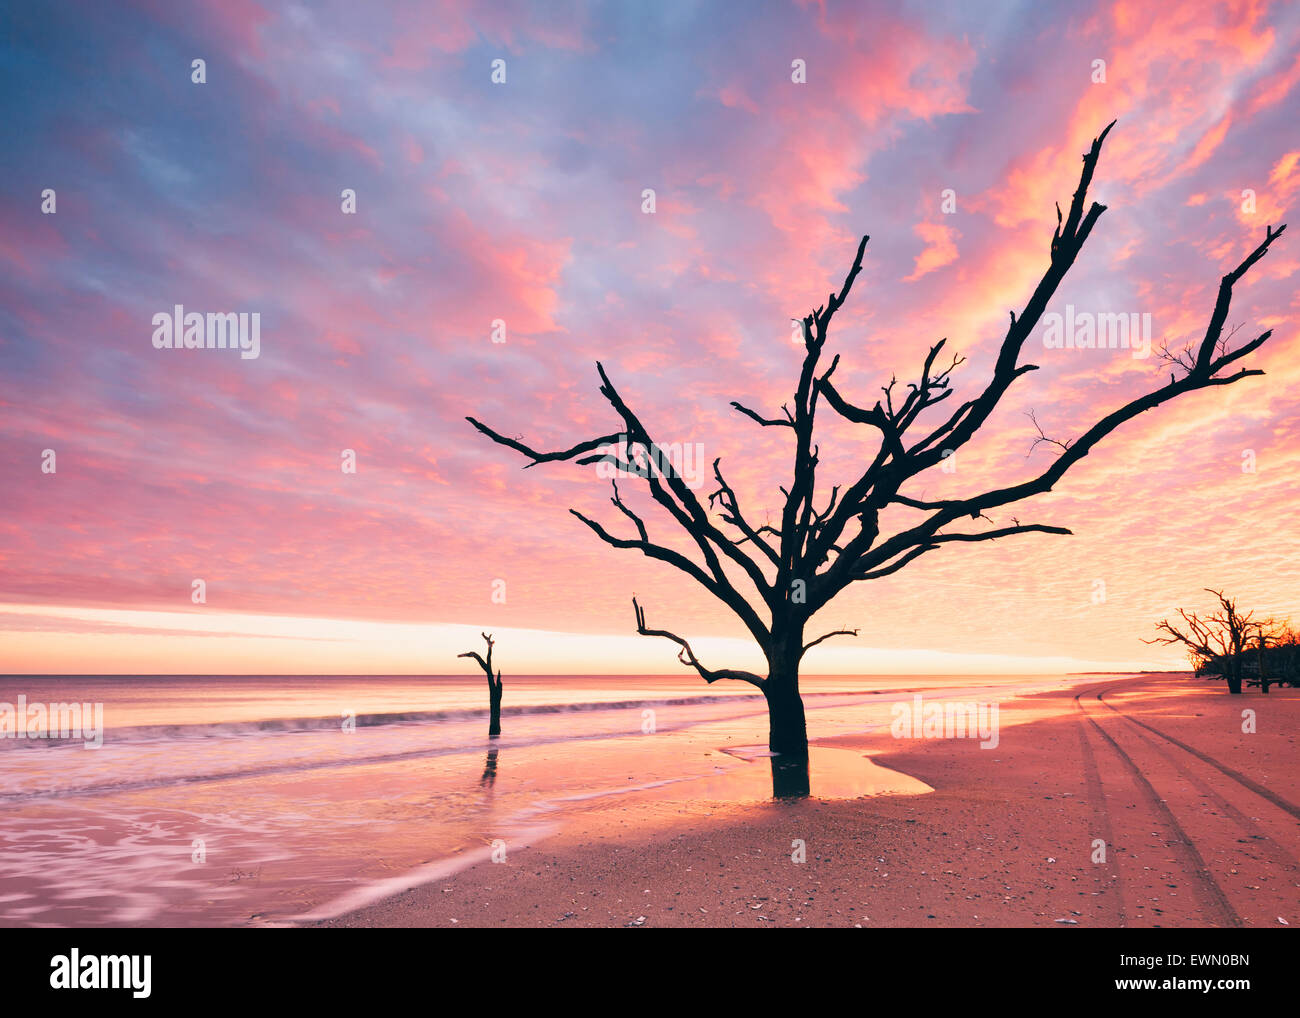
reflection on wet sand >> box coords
[771,755,810,798]
[480,747,499,789]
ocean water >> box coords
[0,672,1112,926]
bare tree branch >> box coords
[802,628,859,654]
[632,597,765,688]
[731,401,795,428]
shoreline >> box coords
[0,671,1089,927]
[288,673,1096,925]
[312,673,1298,928]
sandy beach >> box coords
[315,675,1299,928]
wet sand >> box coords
[0,673,1075,926]
[315,675,1299,928]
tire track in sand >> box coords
[1074,681,1241,927]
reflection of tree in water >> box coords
[480,747,499,789]
[771,754,809,799]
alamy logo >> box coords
[50,950,151,998]
[0,696,103,749]
[1042,305,1151,359]
[152,305,261,360]
[594,435,707,489]
[890,694,999,749]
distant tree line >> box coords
[1147,589,1299,694]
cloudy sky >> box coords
[2,0,1297,675]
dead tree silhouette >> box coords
[1251,618,1289,694]
[1148,589,1281,694]
[468,122,1285,794]
[459,632,503,737]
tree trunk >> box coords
[765,679,808,757]
[764,637,809,797]
[488,678,502,737]
[769,753,810,798]
[1226,673,1242,695]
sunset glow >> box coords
[3,0,1297,676]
